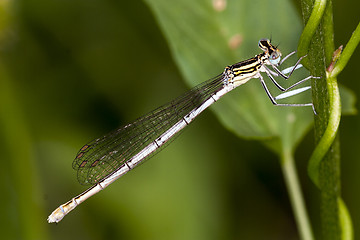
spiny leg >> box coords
[258,73,313,108]
[264,52,320,93]
[279,51,296,65]
[265,71,320,92]
[271,54,307,79]
[281,64,303,75]
[275,86,311,100]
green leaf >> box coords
[145,0,313,154]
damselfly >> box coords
[47,39,317,223]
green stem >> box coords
[281,150,314,240]
[330,22,360,78]
[298,0,327,60]
[339,198,353,240]
[298,0,348,239]
[306,18,359,240]
[307,73,340,187]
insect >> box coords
[48,39,316,223]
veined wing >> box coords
[72,74,225,185]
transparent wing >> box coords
[72,74,225,185]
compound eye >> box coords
[269,52,281,65]
[271,52,277,60]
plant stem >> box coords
[330,22,360,78]
[281,150,314,240]
[299,0,344,239]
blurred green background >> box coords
[0,0,359,239]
